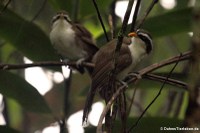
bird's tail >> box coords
[82,87,96,125]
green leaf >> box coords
[79,0,112,18]
[97,7,192,45]
[0,7,59,62]
[142,7,192,37]
[0,126,21,133]
[0,71,51,113]
[48,0,72,12]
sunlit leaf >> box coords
[0,71,52,113]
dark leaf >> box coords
[0,7,59,62]
[97,7,192,45]
[0,126,21,133]
[0,71,52,113]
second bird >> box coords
[50,11,99,74]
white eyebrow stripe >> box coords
[52,13,70,23]
[140,33,153,46]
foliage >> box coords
[0,0,198,133]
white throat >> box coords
[50,19,86,60]
[129,37,147,64]
[117,37,147,80]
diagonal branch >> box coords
[128,53,181,131]
[0,0,11,15]
[97,51,192,131]
[130,0,141,32]
[92,0,109,42]
[31,0,47,22]
[114,0,135,62]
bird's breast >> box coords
[117,41,146,80]
[50,25,86,60]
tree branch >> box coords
[136,0,159,29]
[0,51,192,71]
[31,0,47,22]
[97,51,192,131]
[0,61,94,70]
[143,73,188,90]
[0,0,11,15]
[128,53,181,132]
[130,0,141,32]
[92,0,109,42]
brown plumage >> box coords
[50,11,98,74]
[82,29,153,124]
[83,37,133,123]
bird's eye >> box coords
[52,15,60,23]
[137,30,153,54]
[63,16,68,21]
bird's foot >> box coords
[128,72,142,80]
[117,80,128,88]
[62,59,70,65]
[76,58,86,68]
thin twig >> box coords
[72,0,80,22]
[0,51,192,71]
[98,1,135,132]
[97,51,191,131]
[136,0,159,29]
[120,72,190,111]
[127,87,137,115]
[31,0,47,22]
[111,0,136,94]
[60,69,72,133]
[63,69,72,118]
[127,53,182,132]
[0,61,94,70]
[108,15,114,39]
[130,0,141,32]
[143,73,188,90]
[114,0,135,58]
[92,0,109,42]
[111,0,135,80]
[0,0,11,15]
[109,0,117,38]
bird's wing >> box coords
[91,38,132,92]
[73,23,99,56]
[82,38,132,123]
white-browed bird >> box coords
[83,29,153,123]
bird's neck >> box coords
[52,20,72,30]
[129,38,147,63]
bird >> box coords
[82,29,153,124]
[50,11,99,74]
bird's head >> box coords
[51,11,72,28]
[128,29,153,54]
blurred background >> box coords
[0,0,199,133]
